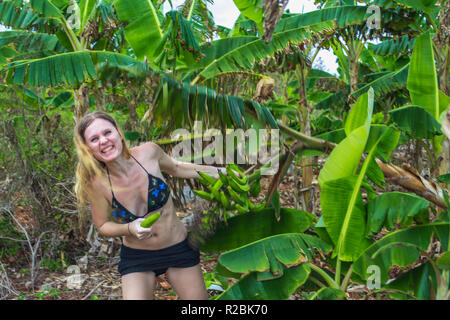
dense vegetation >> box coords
[0,0,449,300]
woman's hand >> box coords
[128,218,153,240]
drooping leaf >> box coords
[4,51,148,87]
[217,233,331,276]
[368,35,416,56]
[0,1,40,29]
[366,192,430,236]
[382,261,437,300]
[216,263,310,300]
[0,30,65,53]
[353,223,449,284]
[390,105,442,139]
[200,208,317,252]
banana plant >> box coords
[387,31,450,174]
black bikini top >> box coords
[106,155,170,223]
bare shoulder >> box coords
[88,175,108,201]
[134,141,162,160]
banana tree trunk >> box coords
[73,85,90,120]
[349,56,359,95]
[295,64,313,211]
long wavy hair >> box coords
[73,111,131,227]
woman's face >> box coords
[83,118,123,162]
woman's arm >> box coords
[88,180,132,238]
[149,142,223,179]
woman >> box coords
[73,111,224,300]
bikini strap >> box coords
[131,155,150,175]
[105,166,115,196]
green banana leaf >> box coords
[361,0,439,18]
[153,76,279,130]
[353,222,450,284]
[197,21,334,80]
[436,251,450,270]
[351,63,409,99]
[344,87,374,136]
[275,5,370,31]
[0,1,40,29]
[114,0,163,61]
[0,30,65,53]
[321,117,392,262]
[407,31,439,121]
[217,233,331,277]
[318,88,374,186]
[30,0,63,19]
[78,0,97,36]
[232,0,264,34]
[366,192,430,236]
[310,287,346,300]
[200,208,317,252]
[368,35,415,56]
[390,105,442,139]
[382,261,437,300]
[216,263,310,300]
[4,51,148,87]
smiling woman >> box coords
[72,111,223,300]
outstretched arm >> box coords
[150,142,223,179]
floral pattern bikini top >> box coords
[106,155,170,223]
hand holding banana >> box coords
[194,164,266,218]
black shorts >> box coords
[118,237,200,277]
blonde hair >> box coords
[73,111,131,227]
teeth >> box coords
[102,146,113,153]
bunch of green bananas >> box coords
[194,164,266,220]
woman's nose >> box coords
[99,135,108,144]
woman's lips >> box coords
[101,145,114,154]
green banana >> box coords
[249,180,261,197]
[197,171,218,186]
[197,175,210,187]
[193,190,213,201]
[227,186,246,205]
[210,179,224,202]
[228,176,250,193]
[226,164,248,185]
[140,212,161,228]
[219,191,231,209]
[251,201,266,212]
[248,169,261,184]
[235,203,249,214]
[218,170,229,185]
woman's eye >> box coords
[105,130,111,135]
[91,137,98,142]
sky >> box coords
[164,0,338,74]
